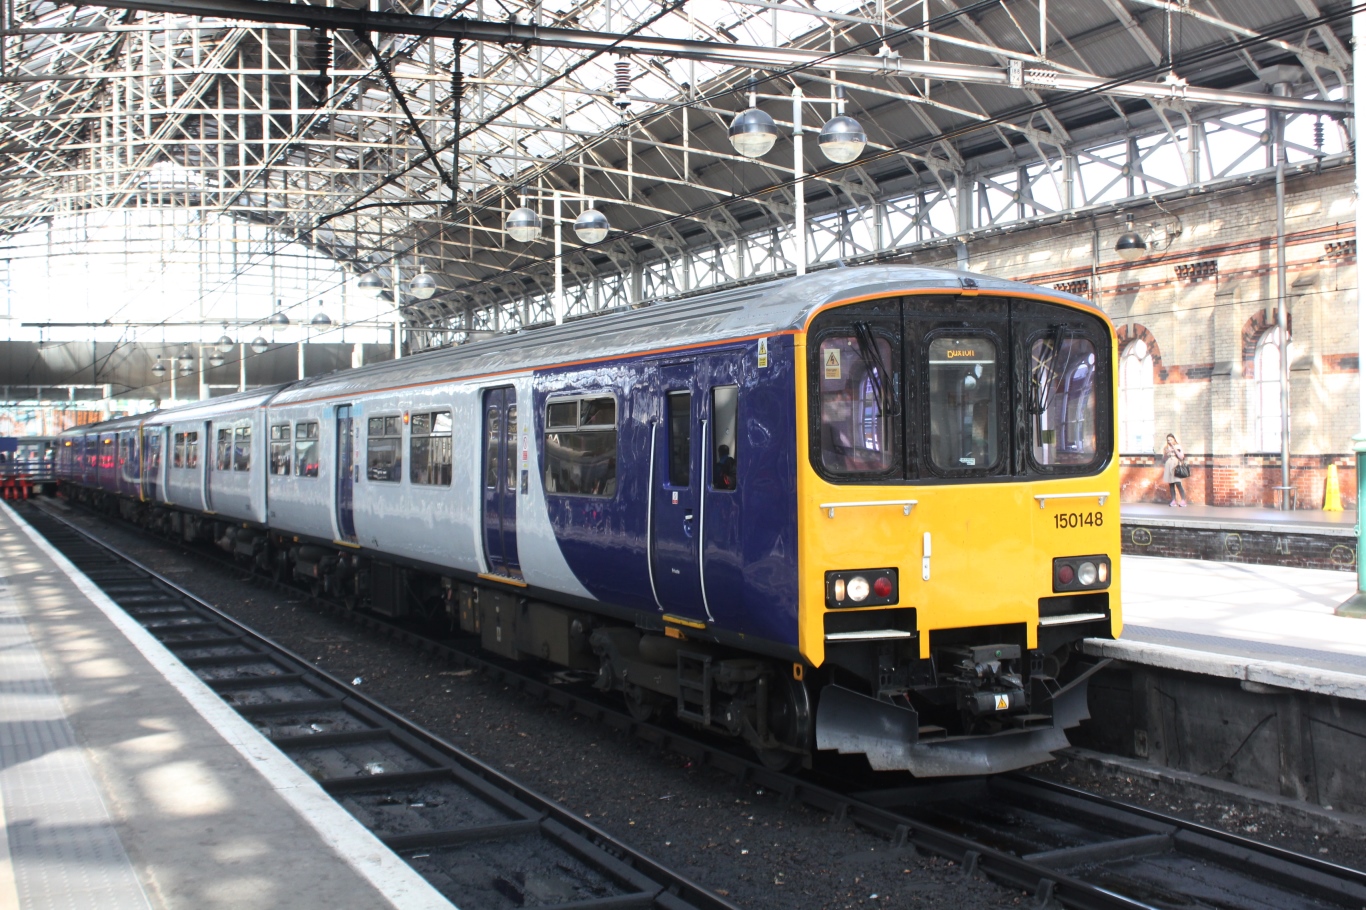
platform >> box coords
[0,502,450,909]
[1086,554,1366,699]
[1120,502,1357,571]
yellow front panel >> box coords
[794,330,1123,667]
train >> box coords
[54,266,1120,776]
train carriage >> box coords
[57,266,1120,776]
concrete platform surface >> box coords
[1120,501,1357,537]
[1087,554,1366,699]
[0,502,451,910]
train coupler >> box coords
[814,659,1110,776]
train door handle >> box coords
[922,532,931,581]
[683,511,695,537]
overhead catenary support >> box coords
[793,86,805,277]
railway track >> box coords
[27,499,1366,910]
[16,503,735,910]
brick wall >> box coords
[1120,453,1356,509]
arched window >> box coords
[1254,327,1285,452]
[1118,338,1154,452]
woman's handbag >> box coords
[1174,459,1191,479]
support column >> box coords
[238,343,246,392]
[1274,83,1291,510]
[553,190,565,323]
[1338,8,1366,616]
[392,261,403,360]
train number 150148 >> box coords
[1053,511,1103,529]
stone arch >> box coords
[1115,324,1170,383]
[1240,310,1277,379]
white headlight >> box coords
[1078,562,1097,586]
[846,576,870,602]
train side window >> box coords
[216,428,232,470]
[367,416,402,481]
[233,426,251,472]
[543,395,617,497]
[505,405,518,492]
[927,337,1000,473]
[1029,334,1099,468]
[173,433,185,469]
[270,424,292,475]
[184,432,198,468]
[485,407,502,489]
[710,385,738,491]
[816,332,898,477]
[294,422,320,477]
[410,411,452,486]
[667,392,691,486]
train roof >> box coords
[62,265,1094,429]
[270,265,1090,405]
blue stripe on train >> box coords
[533,335,800,647]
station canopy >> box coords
[0,0,1355,353]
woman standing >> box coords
[1162,433,1187,507]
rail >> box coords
[33,499,1366,910]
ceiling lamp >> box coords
[819,115,866,164]
[1115,228,1147,262]
[357,271,385,298]
[574,208,610,243]
[151,358,167,378]
[310,303,333,327]
[505,202,542,243]
[409,271,437,300]
[729,89,778,159]
[269,303,290,330]
[216,330,235,353]
[251,336,269,354]
[209,351,225,368]
[176,348,194,374]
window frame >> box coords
[294,421,320,478]
[366,414,404,483]
[184,431,199,469]
[920,328,1008,479]
[269,423,292,476]
[542,392,619,499]
[1022,327,1106,475]
[409,410,453,486]
[709,384,740,493]
[807,318,904,484]
[1118,338,1155,454]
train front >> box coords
[797,282,1120,776]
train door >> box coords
[902,296,1017,626]
[648,355,744,623]
[143,427,162,502]
[202,421,215,511]
[336,405,358,544]
[481,387,520,578]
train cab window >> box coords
[667,392,691,486]
[294,422,320,477]
[184,431,199,469]
[710,385,739,491]
[927,337,1000,473]
[410,411,452,486]
[233,426,251,471]
[367,416,402,481]
[1030,335,1099,468]
[173,433,185,469]
[543,395,617,497]
[270,424,292,475]
[816,332,898,476]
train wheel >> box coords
[623,684,663,723]
[755,673,811,772]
